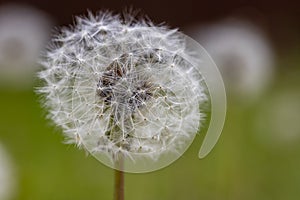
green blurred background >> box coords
[0,1,300,200]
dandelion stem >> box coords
[114,154,124,200]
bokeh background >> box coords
[0,0,299,200]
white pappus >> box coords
[37,11,217,173]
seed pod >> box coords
[37,11,226,172]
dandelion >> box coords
[0,4,52,89]
[254,89,300,148]
[187,19,274,102]
[0,143,15,200]
[37,10,226,200]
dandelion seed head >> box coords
[38,11,210,172]
[187,19,274,102]
[0,4,52,88]
[0,143,16,200]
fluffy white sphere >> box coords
[187,19,274,102]
[0,4,52,88]
[254,89,300,148]
[38,11,226,172]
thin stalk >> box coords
[114,153,124,200]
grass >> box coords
[1,63,300,200]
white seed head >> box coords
[0,4,52,88]
[254,89,300,148]
[38,11,218,172]
[187,19,274,102]
[0,143,16,200]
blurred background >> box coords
[0,0,299,200]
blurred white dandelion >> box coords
[186,19,275,102]
[0,4,52,88]
[0,143,16,200]
[38,11,226,172]
[254,89,300,148]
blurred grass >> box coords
[1,54,300,200]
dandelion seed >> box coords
[38,11,226,173]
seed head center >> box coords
[96,53,155,113]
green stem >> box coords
[114,154,124,200]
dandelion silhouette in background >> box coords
[0,143,15,200]
[254,89,300,148]
[187,19,274,103]
[37,11,226,200]
[0,4,52,89]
